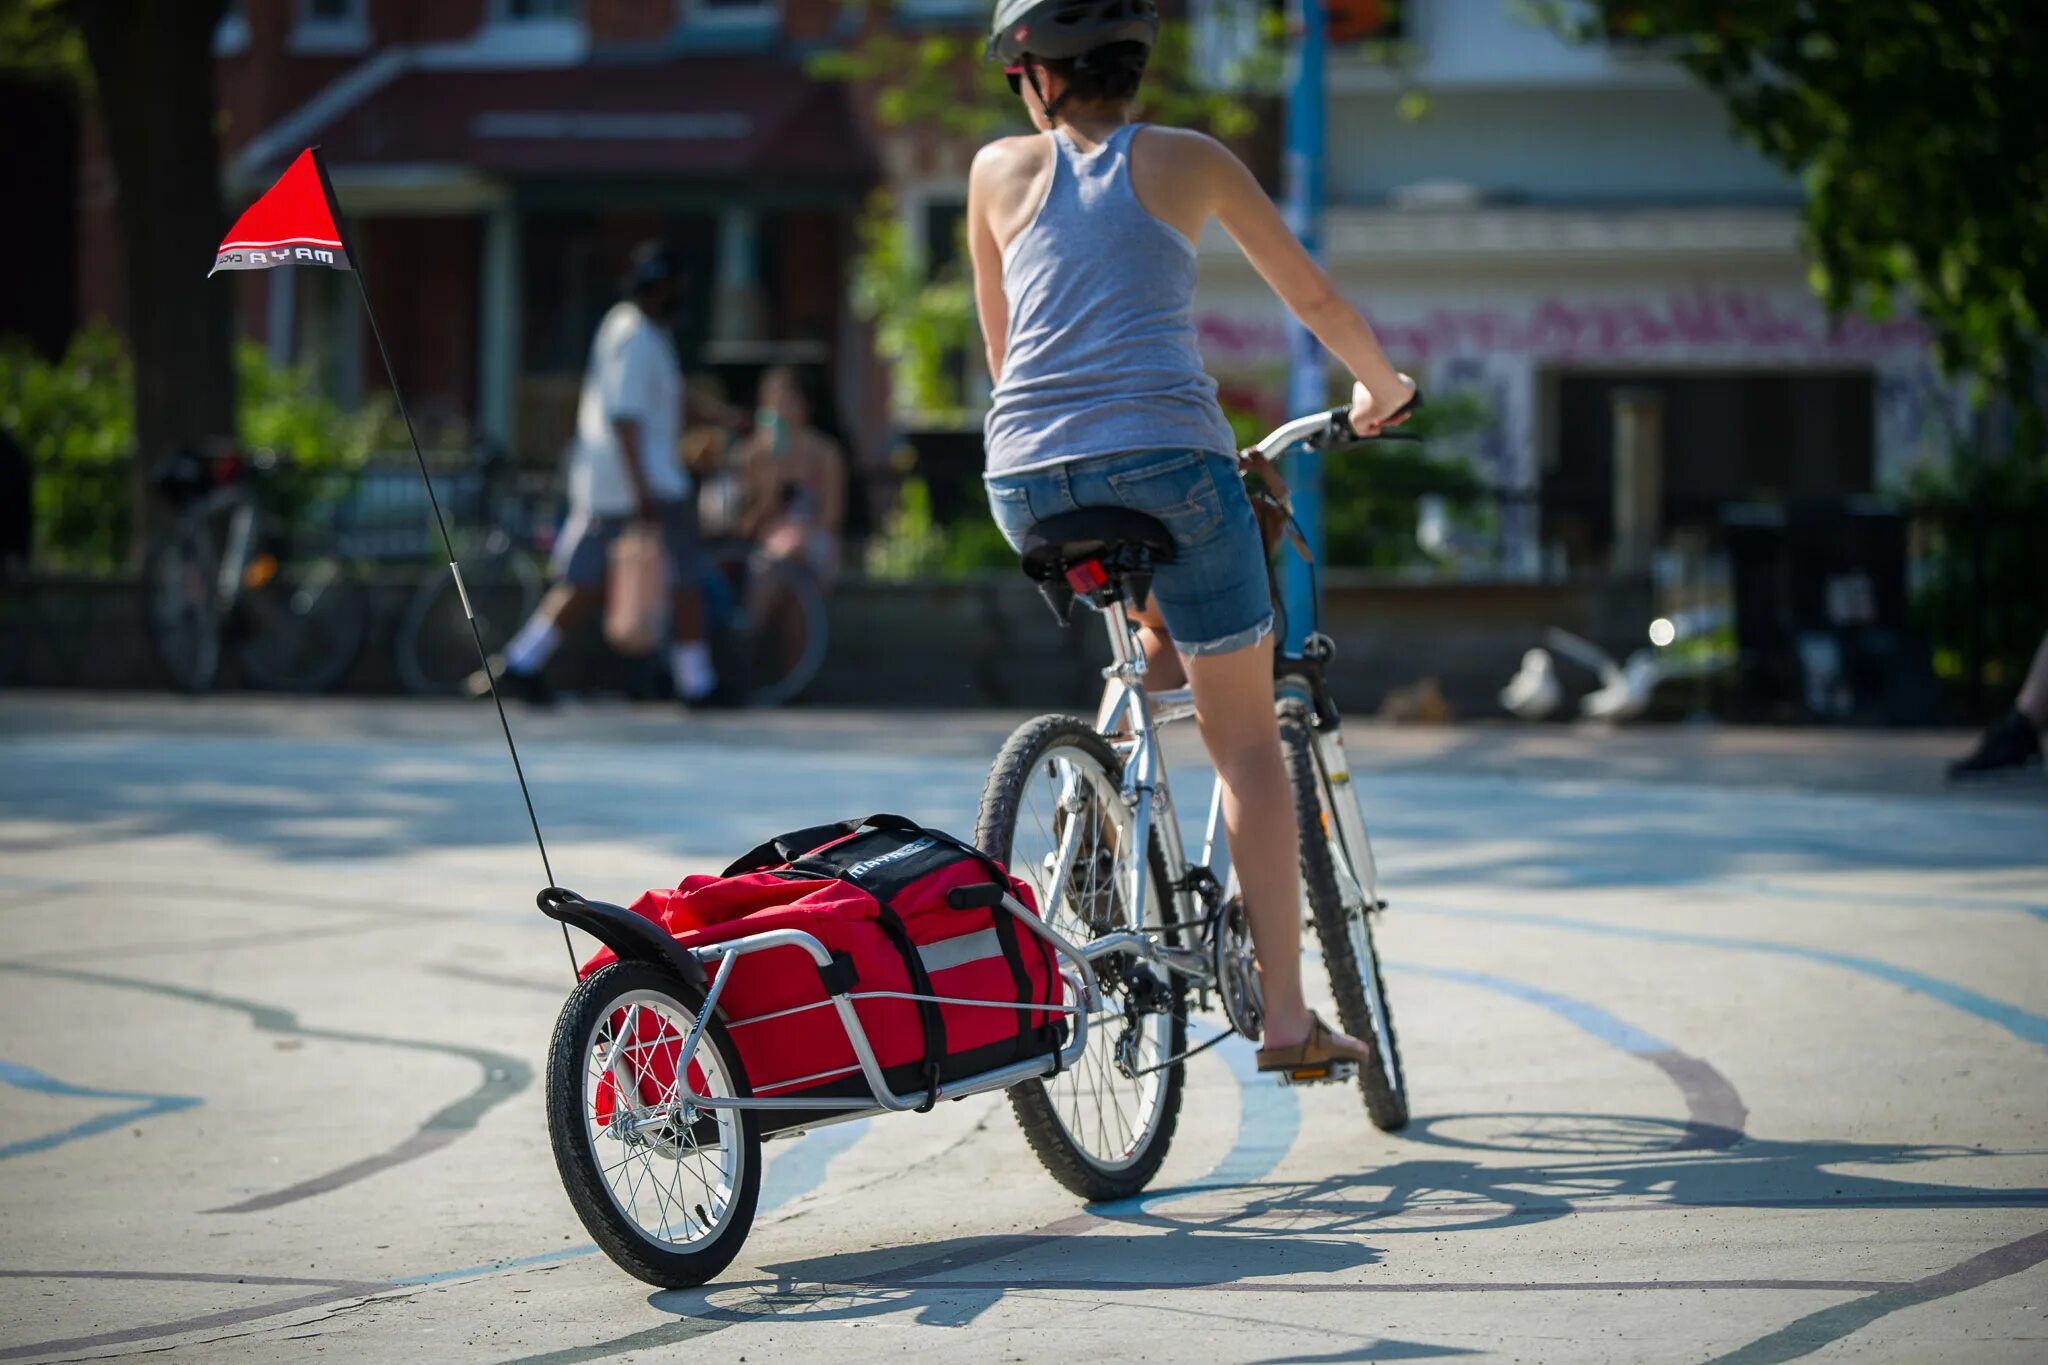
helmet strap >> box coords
[1023,62,1071,124]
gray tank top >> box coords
[984,123,1236,474]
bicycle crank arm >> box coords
[1081,932,1213,986]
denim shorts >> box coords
[984,449,1273,656]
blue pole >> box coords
[1281,0,1327,654]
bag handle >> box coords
[719,813,930,878]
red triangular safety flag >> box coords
[209,148,350,276]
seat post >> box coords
[1102,598,1146,686]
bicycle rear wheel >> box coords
[234,554,370,692]
[141,516,224,693]
[395,545,543,695]
[1278,696,1408,1130]
[977,716,1185,1201]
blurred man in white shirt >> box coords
[478,241,717,705]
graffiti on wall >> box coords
[1196,288,1934,369]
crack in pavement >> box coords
[0,1271,392,1363]
[0,962,531,1215]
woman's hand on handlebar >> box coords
[1348,374,1419,437]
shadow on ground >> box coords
[501,1112,2048,1365]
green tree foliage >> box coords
[0,0,86,79]
[809,9,1269,141]
[1545,2,2047,424]
[1223,388,1498,570]
[1,323,394,571]
[848,195,978,422]
[1538,2,2047,702]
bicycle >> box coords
[394,444,547,696]
[700,538,829,707]
[976,403,1412,1196]
[534,404,1411,1288]
[142,446,371,693]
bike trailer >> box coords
[581,814,1065,1133]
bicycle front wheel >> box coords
[978,716,1185,1201]
[142,516,224,693]
[1278,695,1409,1131]
[234,556,370,692]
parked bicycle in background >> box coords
[143,443,370,693]
[394,441,547,696]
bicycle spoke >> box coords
[583,989,742,1252]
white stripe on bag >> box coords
[917,927,1005,975]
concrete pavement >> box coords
[0,693,2043,1362]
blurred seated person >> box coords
[739,365,846,587]
[682,374,746,538]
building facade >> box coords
[80,0,891,471]
[67,0,1956,576]
[1189,0,1951,574]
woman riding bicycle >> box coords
[971,0,1414,1078]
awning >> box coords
[248,54,878,187]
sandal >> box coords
[1255,1012,1366,1085]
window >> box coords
[679,0,779,29]
[214,1,250,56]
[1327,0,1403,44]
[289,0,370,54]
[479,0,583,60]
[494,0,579,18]
[894,0,982,21]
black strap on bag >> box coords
[721,813,931,878]
[871,898,947,1111]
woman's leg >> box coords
[1183,632,1366,1055]
[1130,600,1185,692]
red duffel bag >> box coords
[581,814,1065,1132]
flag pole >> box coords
[306,147,576,975]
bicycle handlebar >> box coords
[1246,388,1425,459]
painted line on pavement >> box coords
[0,961,532,1211]
[1391,962,1747,1148]
[1089,1024,1302,1216]
[1707,1225,2048,1364]
[1408,904,2048,1054]
[0,1058,202,1160]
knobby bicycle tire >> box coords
[977,715,1186,1201]
[1277,696,1409,1131]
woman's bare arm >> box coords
[1197,138,1413,424]
[966,145,1013,383]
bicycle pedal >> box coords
[1276,1060,1357,1087]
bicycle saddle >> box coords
[1018,508,1176,621]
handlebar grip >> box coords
[1327,387,1425,445]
